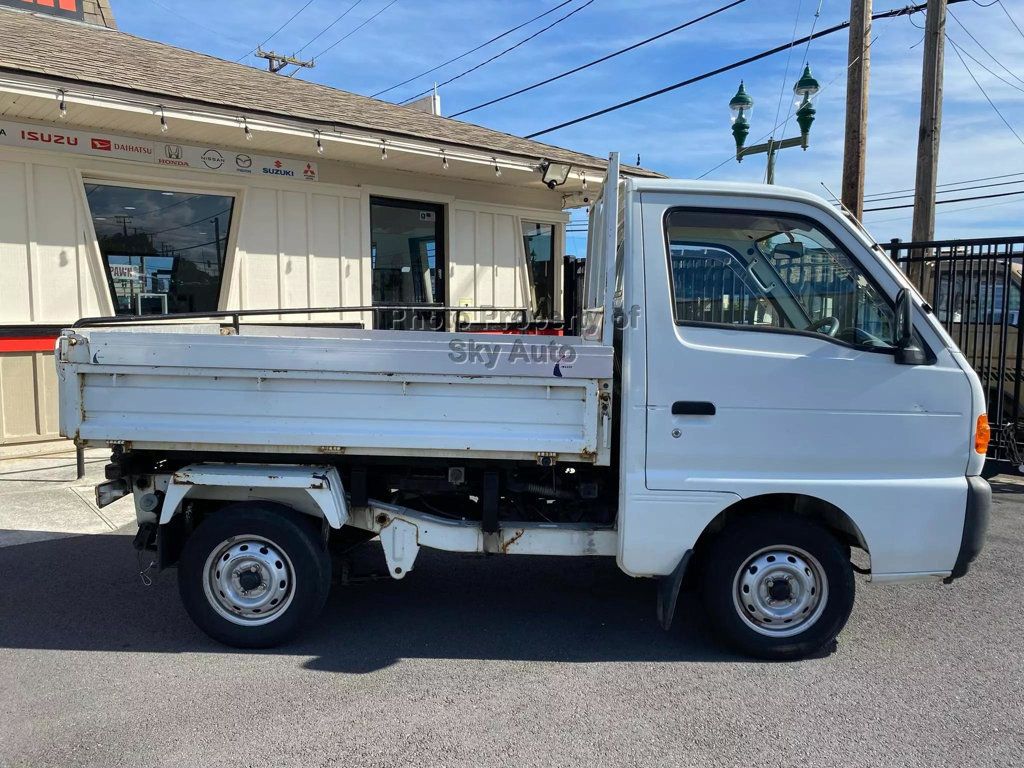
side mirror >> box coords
[894,288,928,365]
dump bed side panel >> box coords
[57,329,613,464]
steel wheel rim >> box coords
[732,545,828,638]
[202,535,295,626]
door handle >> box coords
[671,401,716,416]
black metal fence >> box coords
[881,236,1024,465]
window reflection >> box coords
[666,210,895,348]
[523,222,555,320]
[85,184,233,316]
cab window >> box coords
[665,210,896,348]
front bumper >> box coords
[945,475,991,583]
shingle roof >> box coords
[0,8,662,177]
[82,0,117,29]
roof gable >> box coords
[0,8,661,177]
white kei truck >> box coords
[56,155,990,660]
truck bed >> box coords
[56,325,614,465]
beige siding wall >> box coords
[449,203,566,323]
[0,157,109,324]
[226,186,370,327]
[0,155,109,447]
[0,351,59,446]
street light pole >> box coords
[730,67,820,184]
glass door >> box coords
[370,197,445,330]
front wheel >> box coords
[177,503,332,648]
[700,515,855,660]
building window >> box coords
[85,184,234,316]
[522,221,556,320]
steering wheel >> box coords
[805,316,840,337]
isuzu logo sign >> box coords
[0,119,319,182]
[18,129,78,146]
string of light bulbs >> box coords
[32,79,577,181]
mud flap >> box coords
[656,550,692,631]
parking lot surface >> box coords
[0,455,1022,767]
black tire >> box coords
[177,503,331,649]
[700,514,855,660]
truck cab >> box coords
[58,156,991,660]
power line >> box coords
[449,0,748,118]
[864,170,1024,199]
[863,188,1024,212]
[770,0,805,182]
[151,208,232,236]
[773,0,825,180]
[236,0,319,63]
[400,0,596,105]
[294,0,366,56]
[946,30,1024,147]
[866,194,1021,224]
[997,0,1024,40]
[303,0,399,65]
[946,7,1024,88]
[166,237,229,253]
[945,34,1024,95]
[371,0,578,99]
[864,177,1024,202]
[523,0,960,139]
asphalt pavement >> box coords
[0,454,1022,767]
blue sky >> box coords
[122,0,1022,252]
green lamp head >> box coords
[729,81,753,154]
[793,65,820,100]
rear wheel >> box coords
[701,515,855,660]
[177,503,331,648]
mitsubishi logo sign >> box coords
[0,0,85,20]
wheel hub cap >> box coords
[732,546,828,638]
[203,536,294,626]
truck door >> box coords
[640,196,973,497]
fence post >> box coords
[888,238,902,269]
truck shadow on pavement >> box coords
[0,528,782,670]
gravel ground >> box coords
[1,480,1022,768]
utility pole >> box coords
[114,214,132,237]
[255,47,315,74]
[841,0,871,219]
[911,0,946,245]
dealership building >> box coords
[0,0,656,455]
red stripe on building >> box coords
[0,336,57,353]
